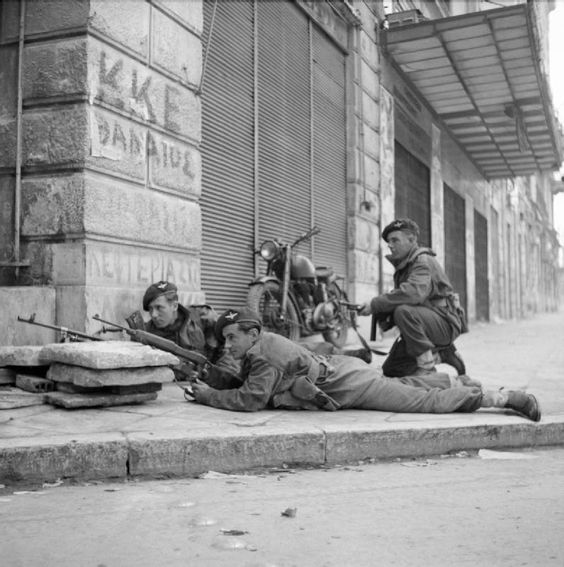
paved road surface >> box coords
[2,447,563,567]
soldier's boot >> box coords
[413,350,437,376]
[481,389,541,422]
[437,344,467,375]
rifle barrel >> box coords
[92,314,129,332]
[17,316,103,341]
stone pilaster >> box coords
[0,0,203,334]
[346,5,382,327]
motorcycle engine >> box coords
[312,301,338,329]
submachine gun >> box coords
[17,314,104,342]
[92,314,216,387]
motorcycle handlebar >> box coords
[291,226,320,248]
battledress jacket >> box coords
[196,331,481,413]
[370,246,463,333]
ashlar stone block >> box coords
[89,0,150,57]
[24,106,89,167]
[152,8,201,85]
[83,174,202,248]
[21,174,85,237]
[24,39,88,100]
[153,0,203,34]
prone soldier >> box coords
[191,307,540,422]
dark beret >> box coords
[215,307,262,339]
[381,218,420,242]
[142,281,178,311]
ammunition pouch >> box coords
[272,367,340,411]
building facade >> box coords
[0,0,561,345]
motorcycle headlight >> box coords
[260,240,279,261]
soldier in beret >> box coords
[190,307,540,422]
[358,218,467,378]
[127,281,239,379]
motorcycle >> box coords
[247,226,352,348]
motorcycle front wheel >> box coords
[321,283,351,349]
[247,281,301,342]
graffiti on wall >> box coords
[87,245,200,289]
[89,46,201,192]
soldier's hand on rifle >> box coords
[191,378,211,402]
[378,316,395,332]
[358,302,372,316]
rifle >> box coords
[338,302,388,357]
[17,314,104,342]
[92,314,213,381]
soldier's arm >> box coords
[192,357,280,412]
[370,258,432,312]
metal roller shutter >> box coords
[257,1,311,249]
[201,0,255,311]
[394,142,431,247]
[474,210,490,321]
[443,184,467,313]
[201,0,348,309]
[490,206,501,317]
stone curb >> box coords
[1,417,563,484]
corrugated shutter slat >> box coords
[201,0,255,311]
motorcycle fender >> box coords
[248,276,280,287]
[248,280,307,332]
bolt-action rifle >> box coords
[17,314,104,342]
[92,314,214,383]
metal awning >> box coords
[383,3,563,179]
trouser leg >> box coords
[393,305,454,358]
[350,374,482,413]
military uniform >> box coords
[131,281,239,378]
[373,244,464,376]
[145,304,237,374]
[195,331,481,414]
[364,219,465,377]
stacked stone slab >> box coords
[0,345,52,407]
[0,345,51,386]
[42,341,178,409]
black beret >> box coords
[381,218,420,242]
[142,281,178,311]
[215,307,262,339]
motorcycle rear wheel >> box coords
[321,283,351,349]
[247,281,301,342]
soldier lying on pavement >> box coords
[126,281,239,380]
[191,308,541,422]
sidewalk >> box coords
[1,310,563,484]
